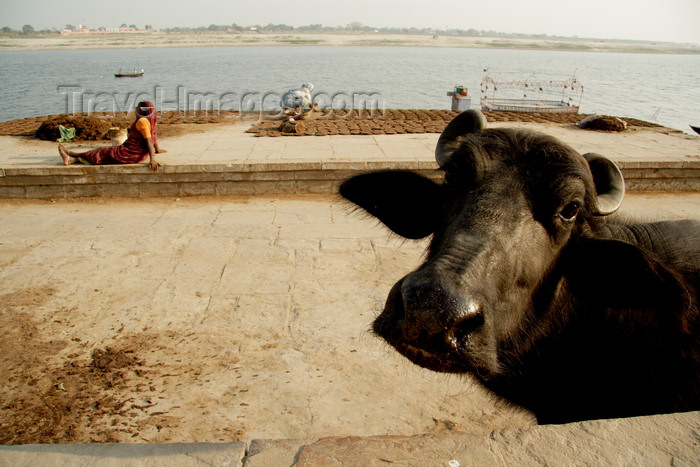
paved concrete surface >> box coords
[1,119,698,168]
[0,195,538,446]
[1,120,699,197]
[0,121,699,464]
[0,192,698,464]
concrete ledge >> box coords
[1,411,698,466]
[0,161,439,199]
[0,160,698,199]
[617,162,700,192]
[275,410,700,466]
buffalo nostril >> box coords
[445,303,483,349]
[401,281,481,339]
[402,284,458,334]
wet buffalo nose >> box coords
[400,280,480,338]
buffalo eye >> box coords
[443,169,461,187]
[559,201,581,222]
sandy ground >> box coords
[1,32,698,54]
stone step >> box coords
[1,160,698,199]
[1,410,697,466]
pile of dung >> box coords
[35,114,133,142]
[0,111,243,142]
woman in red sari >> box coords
[58,101,166,171]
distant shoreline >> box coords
[1,32,699,54]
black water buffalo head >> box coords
[340,110,626,380]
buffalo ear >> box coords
[435,109,487,166]
[339,170,443,239]
[582,153,625,216]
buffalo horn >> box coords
[583,153,625,215]
[435,109,487,166]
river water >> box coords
[0,46,698,133]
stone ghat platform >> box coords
[0,115,698,199]
[2,411,698,465]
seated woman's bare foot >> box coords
[58,143,77,166]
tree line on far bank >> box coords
[0,22,589,41]
[0,22,678,45]
[1,25,51,35]
[0,24,141,36]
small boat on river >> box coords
[115,69,144,78]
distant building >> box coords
[60,24,152,35]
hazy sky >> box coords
[2,0,699,44]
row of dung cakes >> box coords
[246,110,618,137]
[248,109,459,137]
[0,110,665,140]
